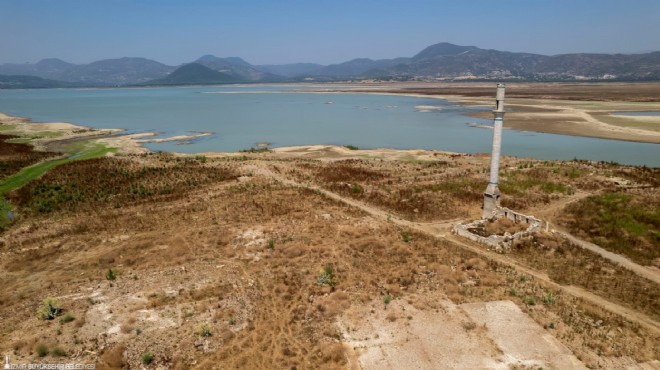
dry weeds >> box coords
[0,151,658,369]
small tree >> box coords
[106,268,116,281]
[37,297,61,320]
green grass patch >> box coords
[0,124,18,133]
[0,157,71,195]
[429,179,483,202]
[500,169,570,196]
[0,142,115,196]
[10,155,236,214]
[6,137,32,144]
[0,196,13,230]
[1,129,65,145]
[59,313,75,324]
[0,141,116,227]
[32,130,64,139]
[563,192,659,265]
[6,131,64,142]
[239,147,270,153]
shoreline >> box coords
[0,112,474,163]
[1,83,659,164]
[0,112,215,155]
[3,109,659,167]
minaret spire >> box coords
[482,84,506,219]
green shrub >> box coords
[384,295,392,307]
[36,345,48,357]
[59,313,75,324]
[239,147,269,153]
[344,145,359,150]
[51,347,66,357]
[106,268,116,281]
[141,352,154,365]
[317,264,337,288]
[401,231,411,243]
[543,291,557,306]
[197,323,212,337]
[351,184,363,194]
[37,297,61,320]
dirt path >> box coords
[528,191,660,284]
[528,190,591,221]
[557,231,660,285]
[257,165,660,335]
[444,233,660,334]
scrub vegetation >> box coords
[561,192,660,266]
[1,128,658,368]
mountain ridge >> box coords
[142,63,242,85]
[1,42,660,88]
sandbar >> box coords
[328,83,660,144]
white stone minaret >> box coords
[482,84,506,219]
[4,355,9,370]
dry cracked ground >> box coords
[0,145,659,370]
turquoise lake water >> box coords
[0,86,658,167]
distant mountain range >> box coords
[144,63,242,85]
[2,42,660,88]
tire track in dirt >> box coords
[255,164,660,335]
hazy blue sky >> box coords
[1,0,659,65]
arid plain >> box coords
[0,83,658,369]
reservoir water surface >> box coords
[0,86,658,166]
